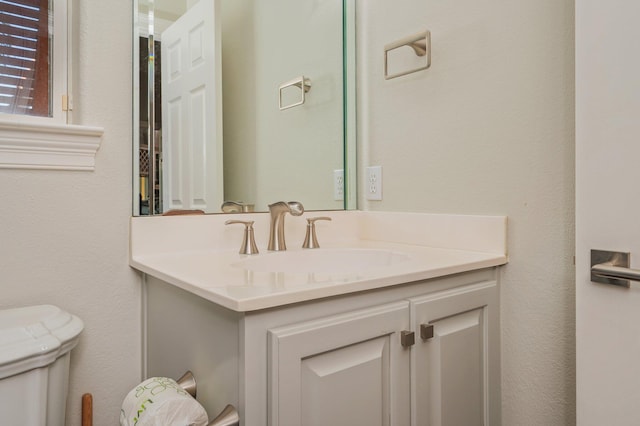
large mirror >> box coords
[133,0,356,215]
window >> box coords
[0,0,67,122]
[0,0,104,171]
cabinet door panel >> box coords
[411,281,499,426]
[269,301,410,426]
[433,308,484,426]
[301,337,389,426]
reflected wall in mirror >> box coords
[133,0,356,215]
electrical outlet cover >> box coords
[366,166,382,200]
[333,169,344,200]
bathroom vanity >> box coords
[131,211,507,425]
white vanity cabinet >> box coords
[267,280,498,426]
[144,268,500,426]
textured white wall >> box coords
[0,1,141,425]
[356,0,575,424]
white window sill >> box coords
[0,120,104,171]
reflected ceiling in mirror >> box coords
[133,0,356,215]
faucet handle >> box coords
[287,201,304,216]
[302,216,332,249]
[225,220,259,255]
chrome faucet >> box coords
[268,201,304,251]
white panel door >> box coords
[576,0,640,426]
[410,282,499,426]
[161,0,223,213]
[576,1,640,424]
[268,302,411,426]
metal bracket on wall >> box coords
[176,371,240,426]
[591,249,640,288]
[278,76,312,110]
[384,30,431,80]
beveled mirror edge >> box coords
[344,0,357,211]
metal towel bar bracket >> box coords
[591,249,640,287]
[177,371,240,426]
[384,30,431,80]
[279,76,312,110]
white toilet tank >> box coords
[0,305,83,426]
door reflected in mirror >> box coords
[133,0,356,215]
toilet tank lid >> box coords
[0,305,84,379]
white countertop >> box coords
[130,211,508,312]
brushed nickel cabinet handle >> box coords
[401,330,415,347]
[420,324,434,340]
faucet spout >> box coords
[221,201,254,213]
[268,201,304,251]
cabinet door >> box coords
[411,281,500,426]
[268,301,411,426]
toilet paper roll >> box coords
[120,377,209,426]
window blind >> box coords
[0,0,50,116]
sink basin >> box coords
[233,248,409,275]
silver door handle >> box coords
[591,249,640,287]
